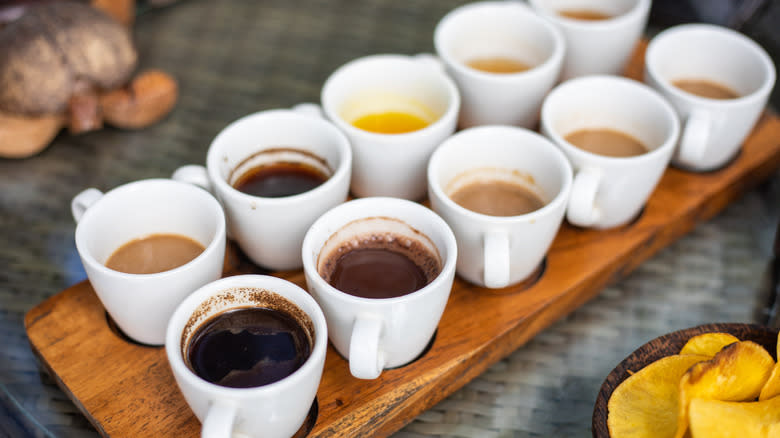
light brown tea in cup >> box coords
[466,57,532,74]
[449,179,545,216]
[565,128,648,157]
[557,9,613,21]
[671,79,740,100]
[105,233,205,274]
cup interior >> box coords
[208,110,348,195]
[542,77,677,155]
[647,26,774,98]
[77,180,223,268]
[435,2,558,73]
[303,198,456,298]
[430,127,569,217]
[315,216,442,283]
[530,0,641,21]
[227,148,332,187]
[323,55,454,129]
[179,286,316,368]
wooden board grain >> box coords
[25,42,780,437]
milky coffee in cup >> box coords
[564,128,649,158]
[105,233,205,275]
[446,167,547,217]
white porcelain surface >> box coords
[529,0,650,80]
[165,275,327,438]
[434,1,564,128]
[541,75,680,229]
[644,24,776,171]
[172,108,352,271]
[320,54,460,200]
[428,126,572,288]
[301,197,457,379]
[72,178,226,345]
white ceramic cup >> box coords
[540,75,680,229]
[320,54,460,200]
[644,23,776,172]
[301,197,457,379]
[72,178,226,345]
[165,275,327,438]
[172,108,352,271]
[427,126,572,289]
[529,0,650,80]
[433,1,564,128]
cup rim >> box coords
[320,53,461,141]
[433,0,566,82]
[206,109,353,206]
[301,197,458,305]
[74,178,227,280]
[427,125,574,223]
[645,23,776,107]
[540,75,681,163]
[528,0,651,30]
[165,274,328,396]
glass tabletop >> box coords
[1,1,778,437]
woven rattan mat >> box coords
[1,0,778,436]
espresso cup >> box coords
[165,275,327,438]
[433,1,564,128]
[428,126,572,289]
[644,24,776,171]
[541,75,680,229]
[528,0,650,80]
[172,108,351,271]
[320,54,459,200]
[301,197,457,379]
[71,178,226,345]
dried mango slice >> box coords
[679,332,739,357]
[607,354,708,438]
[688,396,780,438]
[763,334,780,401]
[674,341,775,438]
[759,363,780,401]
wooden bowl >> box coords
[591,322,779,437]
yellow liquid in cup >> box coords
[351,111,430,134]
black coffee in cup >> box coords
[229,148,330,198]
[317,219,442,299]
[185,290,314,388]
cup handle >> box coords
[567,167,602,227]
[201,401,238,438]
[677,109,710,167]
[172,165,213,193]
[349,314,386,380]
[483,230,510,289]
[292,102,326,119]
[71,188,104,223]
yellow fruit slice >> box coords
[674,341,775,438]
[679,332,739,357]
[759,363,780,401]
[607,354,708,437]
[688,396,780,438]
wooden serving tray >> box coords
[25,43,780,438]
